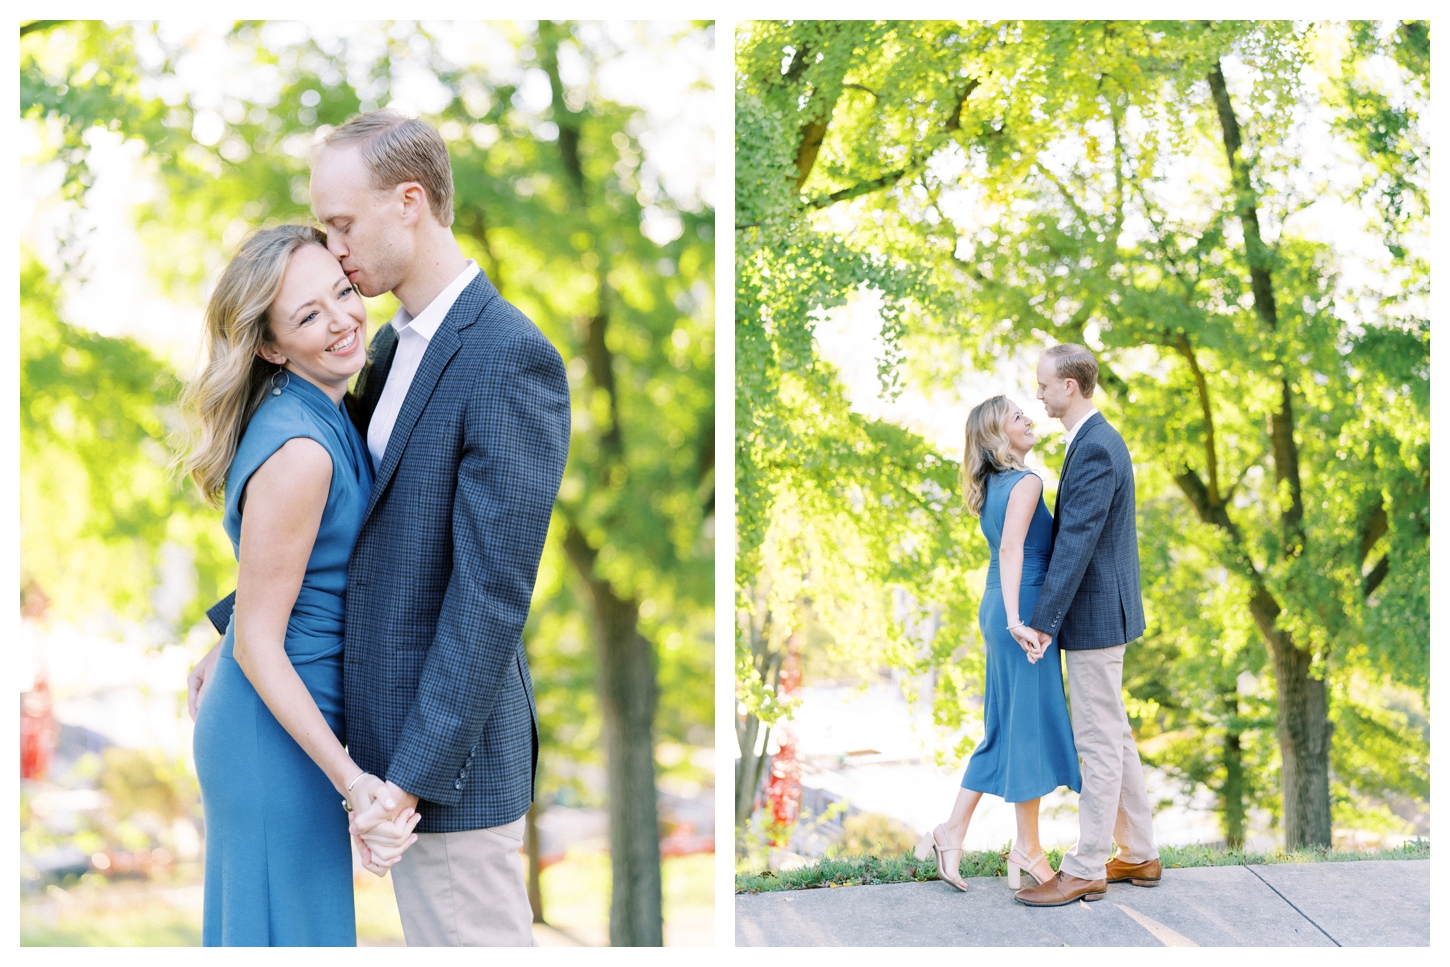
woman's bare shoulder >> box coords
[243,437,332,512]
[1009,469,1043,497]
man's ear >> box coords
[398,182,428,226]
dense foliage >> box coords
[736,20,1427,849]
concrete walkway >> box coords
[735,859,1428,947]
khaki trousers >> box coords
[1059,645,1158,881]
[388,816,537,946]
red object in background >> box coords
[21,678,58,780]
[764,647,802,843]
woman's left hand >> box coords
[1010,624,1046,663]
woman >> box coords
[914,395,1081,892]
[181,225,420,945]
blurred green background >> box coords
[20,19,715,946]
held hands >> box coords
[348,777,422,876]
[1009,623,1051,664]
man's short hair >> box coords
[321,110,454,227]
[1045,343,1099,397]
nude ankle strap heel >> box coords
[1006,847,1054,890]
[916,824,968,891]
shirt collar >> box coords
[388,260,481,341]
[1063,406,1098,450]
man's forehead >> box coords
[311,147,370,201]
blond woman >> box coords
[184,225,418,945]
[914,395,1081,892]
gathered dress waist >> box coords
[984,553,1051,591]
[219,585,345,665]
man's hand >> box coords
[355,807,421,874]
[351,779,419,837]
[347,778,421,876]
[1009,624,1043,663]
[1024,627,1051,663]
[187,640,223,721]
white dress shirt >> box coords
[367,260,481,469]
[1062,406,1098,452]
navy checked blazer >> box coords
[1027,412,1146,651]
[208,270,570,832]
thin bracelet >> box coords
[342,771,371,811]
[1007,622,1025,631]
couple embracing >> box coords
[915,344,1161,906]
[181,111,570,945]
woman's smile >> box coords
[325,328,360,355]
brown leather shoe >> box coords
[1105,856,1162,887]
[1013,871,1107,907]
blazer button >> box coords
[454,779,463,790]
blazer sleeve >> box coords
[383,329,571,804]
[206,591,236,636]
[1029,441,1115,635]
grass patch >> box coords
[734,839,1430,894]
[1157,839,1430,868]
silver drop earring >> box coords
[271,370,290,396]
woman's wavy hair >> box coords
[961,395,1027,517]
[177,224,327,505]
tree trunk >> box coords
[1206,58,1332,848]
[526,801,545,923]
[539,22,665,944]
[1268,640,1333,848]
[563,526,663,946]
[1220,685,1245,849]
[735,589,785,832]
[734,715,770,831]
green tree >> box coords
[21,251,233,628]
[736,20,1427,850]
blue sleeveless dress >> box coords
[193,375,373,946]
[961,470,1081,802]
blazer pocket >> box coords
[1077,566,1106,593]
[392,647,427,691]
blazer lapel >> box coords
[1054,412,1103,518]
[360,272,503,522]
[363,323,460,522]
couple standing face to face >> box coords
[977,352,1091,469]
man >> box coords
[190,110,570,945]
[1012,343,1160,907]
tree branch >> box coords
[1362,555,1390,598]
[1033,161,1095,230]
[1171,330,1220,506]
[540,21,623,461]
[807,166,914,209]
[1173,466,1296,658]
[21,20,69,37]
[1208,59,1304,555]
[1359,497,1390,598]
[1207,61,1278,330]
[804,79,978,210]
[1358,498,1388,565]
